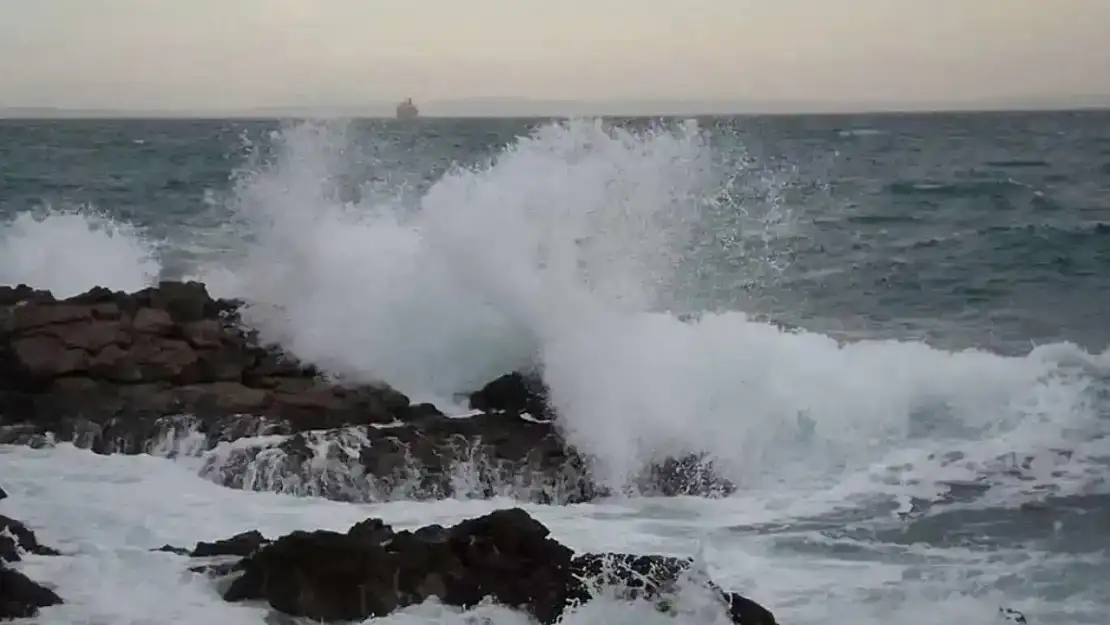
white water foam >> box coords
[3,443,1083,625]
[0,207,161,297]
[191,118,1110,500]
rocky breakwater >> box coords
[0,281,732,504]
[162,507,777,624]
[0,488,64,620]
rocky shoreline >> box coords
[0,494,776,623]
[0,280,756,621]
[0,281,733,503]
[1,488,63,619]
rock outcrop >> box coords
[0,512,63,620]
[0,281,413,454]
[0,281,734,503]
[167,507,776,625]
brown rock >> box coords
[5,303,91,333]
[182,319,223,349]
[132,307,174,335]
[39,319,131,352]
[116,384,182,415]
[273,387,346,413]
[91,302,123,320]
[150,280,212,323]
[129,338,200,382]
[178,382,272,414]
[10,335,89,378]
[89,343,142,382]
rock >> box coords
[0,515,64,619]
[191,530,268,558]
[0,281,733,505]
[0,565,63,620]
[0,282,416,452]
[0,515,61,563]
[199,413,601,504]
[0,486,6,501]
[183,508,775,624]
[468,371,551,418]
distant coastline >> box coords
[2,96,1109,120]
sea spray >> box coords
[193,118,1110,497]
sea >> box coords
[1,111,1109,625]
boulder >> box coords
[0,281,416,452]
[0,515,63,620]
[468,371,552,419]
[0,567,63,621]
[200,412,601,504]
[170,508,775,625]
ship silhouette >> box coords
[396,98,419,120]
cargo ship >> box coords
[396,98,419,120]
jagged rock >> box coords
[190,508,775,624]
[0,486,6,501]
[0,566,63,620]
[0,281,417,452]
[200,413,601,504]
[0,515,63,619]
[191,530,269,558]
[468,371,552,418]
[0,515,61,563]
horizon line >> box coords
[1,98,1109,120]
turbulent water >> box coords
[2,111,1110,624]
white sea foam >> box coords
[0,207,161,297]
[4,443,1091,625]
[184,118,1110,499]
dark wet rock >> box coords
[154,529,269,558]
[0,515,60,563]
[1000,607,1028,623]
[0,565,63,620]
[200,413,601,504]
[0,486,6,501]
[0,281,415,452]
[468,371,552,418]
[192,530,269,558]
[192,508,775,624]
[0,515,63,619]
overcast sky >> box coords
[1,0,1108,112]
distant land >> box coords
[2,95,1109,119]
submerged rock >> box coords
[0,514,63,619]
[177,508,776,624]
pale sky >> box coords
[1,0,1108,112]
